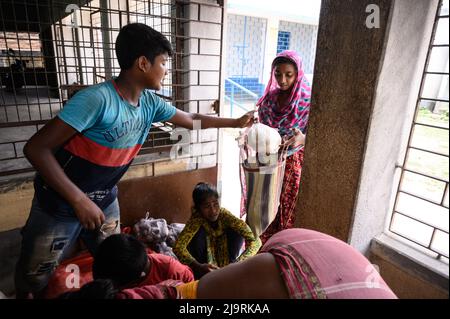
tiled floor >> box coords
[218,101,255,218]
[0,228,21,297]
[219,128,242,217]
[0,87,62,179]
[0,87,62,123]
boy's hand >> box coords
[72,195,105,230]
[235,111,256,128]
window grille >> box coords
[0,0,224,182]
[389,0,449,262]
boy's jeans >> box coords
[14,196,120,297]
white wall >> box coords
[225,14,267,79]
[279,21,318,75]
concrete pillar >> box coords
[40,26,59,97]
[349,0,440,253]
[100,0,113,80]
[175,0,221,171]
[294,0,439,250]
[261,17,279,85]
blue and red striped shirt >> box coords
[34,80,176,215]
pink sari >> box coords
[255,51,311,243]
[260,229,397,299]
[257,50,311,147]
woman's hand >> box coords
[192,262,219,278]
[198,263,219,275]
[282,128,305,148]
[235,111,256,128]
[204,263,219,272]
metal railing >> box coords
[224,78,257,117]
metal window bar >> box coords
[409,145,448,158]
[389,0,449,260]
[399,166,449,185]
[414,120,448,130]
[0,0,224,181]
[398,189,445,207]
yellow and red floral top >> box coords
[173,207,261,267]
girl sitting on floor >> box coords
[173,182,261,279]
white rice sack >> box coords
[247,123,281,155]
